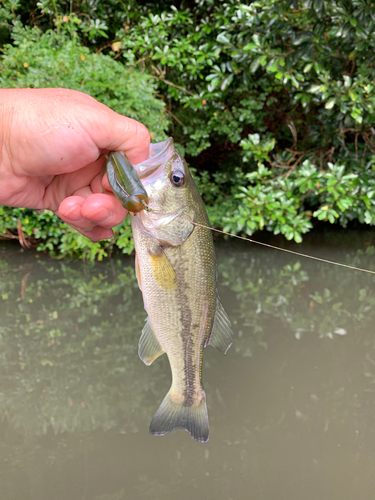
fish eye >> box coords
[170,170,185,187]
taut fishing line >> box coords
[176,216,375,276]
[145,208,375,275]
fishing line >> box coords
[177,216,375,276]
[145,208,375,275]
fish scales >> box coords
[109,138,233,443]
[133,218,216,406]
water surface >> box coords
[1,231,375,500]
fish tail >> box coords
[149,389,209,443]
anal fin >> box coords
[206,298,233,355]
[138,317,165,366]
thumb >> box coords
[89,106,151,165]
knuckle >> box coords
[135,121,151,143]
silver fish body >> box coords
[131,138,233,443]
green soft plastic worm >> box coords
[106,151,148,213]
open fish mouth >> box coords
[134,138,175,181]
[107,138,176,214]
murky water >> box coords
[1,230,375,500]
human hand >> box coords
[0,88,150,241]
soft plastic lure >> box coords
[106,151,148,213]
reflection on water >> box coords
[1,231,375,500]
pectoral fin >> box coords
[205,298,233,355]
[138,316,165,365]
[149,247,177,290]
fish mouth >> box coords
[134,138,175,180]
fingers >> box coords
[81,193,128,227]
[101,172,111,192]
[58,193,128,241]
[42,156,105,211]
[6,89,150,179]
[58,196,95,233]
[77,226,115,242]
[89,107,151,165]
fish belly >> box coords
[132,220,216,442]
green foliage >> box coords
[223,159,375,242]
[0,206,135,259]
[114,0,375,241]
[0,15,168,137]
[2,0,375,257]
[0,12,169,258]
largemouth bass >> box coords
[109,138,233,443]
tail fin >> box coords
[149,390,209,443]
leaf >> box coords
[243,43,257,51]
[293,32,313,46]
[249,58,260,73]
[351,111,363,123]
[252,34,260,46]
[325,98,336,109]
[343,75,352,88]
[309,84,322,93]
[206,73,220,81]
[220,74,233,90]
[216,32,231,44]
[294,232,302,243]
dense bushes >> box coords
[1,0,375,258]
[0,12,168,259]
